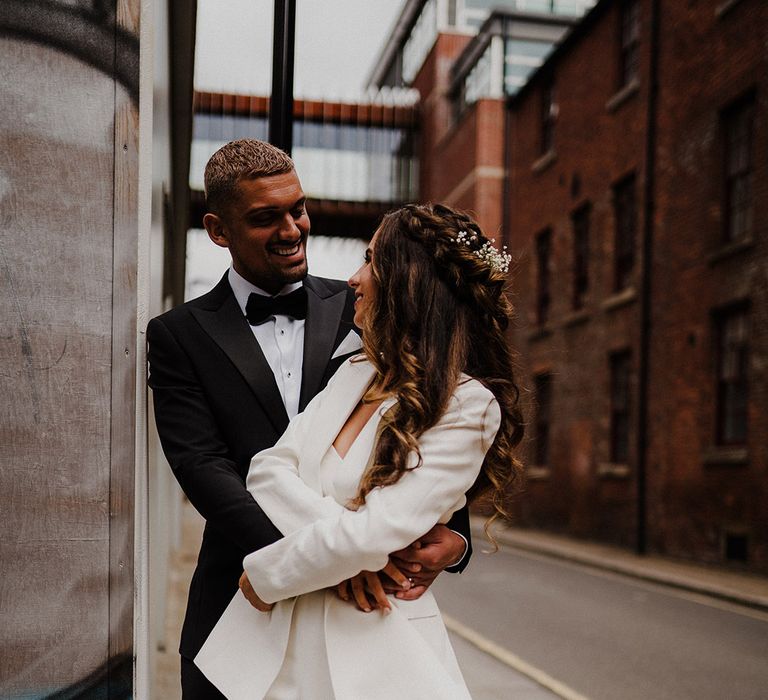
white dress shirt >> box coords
[228,267,305,419]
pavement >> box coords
[152,502,768,698]
[474,515,768,613]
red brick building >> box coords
[369,0,767,573]
[505,0,767,571]
[368,0,584,235]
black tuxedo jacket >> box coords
[147,273,472,660]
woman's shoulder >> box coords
[455,374,496,405]
[450,375,501,434]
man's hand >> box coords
[335,559,411,613]
[388,524,466,600]
[239,571,274,612]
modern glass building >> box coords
[368,0,595,91]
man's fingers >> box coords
[395,584,428,601]
[238,571,274,612]
[395,567,439,595]
[390,556,422,573]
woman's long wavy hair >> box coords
[352,203,525,532]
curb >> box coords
[471,520,768,614]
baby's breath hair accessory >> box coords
[454,230,511,274]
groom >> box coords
[148,139,472,698]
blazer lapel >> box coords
[298,360,377,493]
[299,276,349,411]
[190,279,289,434]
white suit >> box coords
[195,357,501,699]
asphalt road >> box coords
[433,546,768,700]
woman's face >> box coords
[348,229,379,328]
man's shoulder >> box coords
[148,275,231,329]
[304,274,352,298]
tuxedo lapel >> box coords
[299,276,349,411]
[190,279,289,434]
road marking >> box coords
[501,545,768,624]
[442,613,592,700]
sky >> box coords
[194,0,406,100]
[189,1,406,297]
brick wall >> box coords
[647,0,768,569]
[505,0,768,571]
[406,0,767,572]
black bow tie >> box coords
[245,287,308,325]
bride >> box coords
[195,203,525,699]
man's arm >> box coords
[445,505,473,572]
[147,316,283,555]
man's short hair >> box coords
[204,139,294,216]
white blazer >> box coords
[195,357,501,699]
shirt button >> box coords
[287,372,292,378]
[280,329,285,335]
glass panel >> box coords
[610,352,631,463]
[403,0,438,83]
[534,373,552,465]
[723,95,755,241]
[506,39,554,60]
[464,44,493,104]
[190,116,417,202]
[572,205,590,309]
[536,229,551,324]
[718,310,749,445]
[504,39,555,95]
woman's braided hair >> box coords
[353,203,525,531]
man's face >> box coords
[205,170,310,294]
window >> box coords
[613,174,636,291]
[402,0,438,83]
[572,204,590,310]
[534,373,552,466]
[619,0,640,88]
[610,351,632,463]
[504,38,554,95]
[463,43,493,106]
[540,80,557,155]
[715,306,749,445]
[722,92,755,243]
[447,0,458,26]
[535,229,552,325]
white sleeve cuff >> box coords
[448,529,469,568]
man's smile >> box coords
[268,240,304,258]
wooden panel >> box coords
[108,0,141,694]
[0,0,140,693]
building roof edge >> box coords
[365,0,427,88]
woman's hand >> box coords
[335,559,411,614]
[239,571,274,612]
